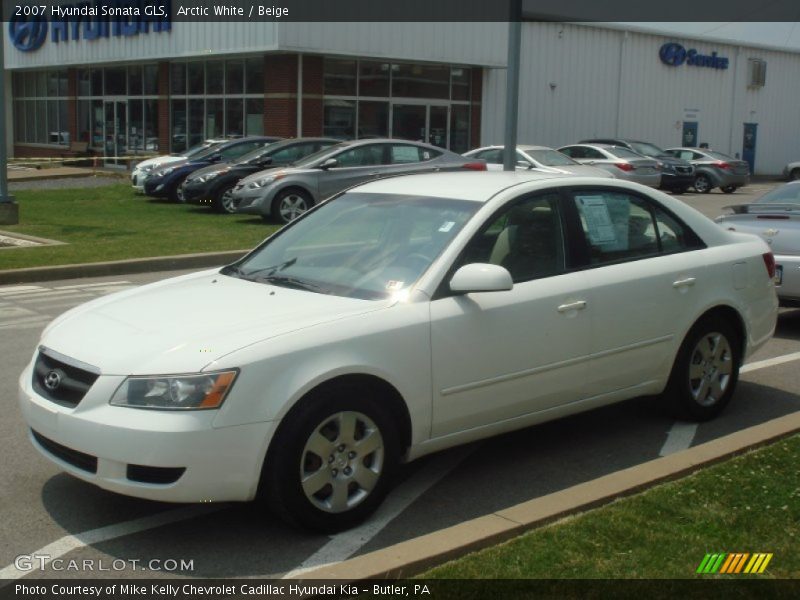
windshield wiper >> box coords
[256,275,328,294]
[239,257,298,280]
[220,264,246,278]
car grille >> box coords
[127,464,186,484]
[31,430,98,473]
[32,349,100,408]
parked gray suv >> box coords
[230,139,486,223]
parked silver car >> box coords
[715,181,800,306]
[665,147,750,194]
[231,139,486,223]
[463,144,613,178]
[557,144,661,188]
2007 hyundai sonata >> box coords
[19,172,777,531]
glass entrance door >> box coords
[391,104,450,148]
[104,101,127,167]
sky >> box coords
[625,23,800,52]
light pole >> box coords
[0,18,19,225]
[502,0,522,171]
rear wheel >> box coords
[212,184,236,214]
[721,185,737,194]
[271,189,312,224]
[693,174,712,194]
[260,385,399,532]
[663,316,741,421]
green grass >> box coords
[422,434,800,579]
[0,183,280,270]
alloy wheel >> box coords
[688,332,733,407]
[279,194,309,222]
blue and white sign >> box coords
[9,0,172,52]
[659,42,728,70]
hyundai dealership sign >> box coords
[9,0,172,52]
[659,42,729,70]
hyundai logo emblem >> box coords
[44,370,62,391]
[659,42,687,67]
[9,16,48,53]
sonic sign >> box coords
[659,42,729,70]
[9,1,172,52]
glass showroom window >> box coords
[322,58,471,150]
[13,70,69,145]
[76,66,159,154]
[170,58,264,152]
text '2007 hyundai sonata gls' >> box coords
[19,172,777,531]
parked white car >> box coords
[20,172,777,531]
[130,139,227,193]
[463,144,613,178]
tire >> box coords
[693,174,713,194]
[169,176,188,203]
[212,184,236,214]
[271,189,312,224]
[721,185,737,194]
[791,168,800,181]
[663,316,741,422]
[260,384,400,532]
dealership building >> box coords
[4,18,800,174]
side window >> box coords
[390,144,422,164]
[270,143,317,164]
[457,194,565,283]
[573,192,659,264]
[652,205,703,252]
[334,145,385,167]
[583,148,605,160]
[477,149,503,164]
[560,147,579,158]
[691,152,705,160]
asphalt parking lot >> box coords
[1,182,798,582]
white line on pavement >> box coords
[0,505,221,580]
[659,350,800,456]
[282,444,477,579]
[0,286,44,295]
[53,282,131,290]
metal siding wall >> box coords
[482,23,800,174]
[278,22,507,67]
[4,22,279,68]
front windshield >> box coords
[224,192,480,299]
[291,142,349,168]
[528,149,578,167]
[184,141,219,158]
[755,183,800,205]
[235,142,279,165]
[629,142,665,156]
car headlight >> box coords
[248,172,285,189]
[110,370,238,410]
[158,167,176,177]
[197,172,220,183]
[662,164,675,173]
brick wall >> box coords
[264,54,298,138]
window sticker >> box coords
[386,280,405,290]
[438,221,456,233]
[576,195,616,244]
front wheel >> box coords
[663,316,741,421]
[721,185,737,194]
[271,189,312,224]
[693,174,713,194]
[169,176,188,203]
[260,387,399,532]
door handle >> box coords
[557,300,587,313]
[672,277,696,288]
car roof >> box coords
[350,171,580,202]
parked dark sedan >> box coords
[580,138,695,194]
[181,138,339,213]
[143,137,281,202]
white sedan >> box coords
[19,172,777,531]
[130,139,227,193]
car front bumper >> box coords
[659,171,695,190]
[19,363,274,503]
[231,189,270,216]
[775,253,800,306]
[181,180,213,204]
[131,171,148,193]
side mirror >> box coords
[449,263,513,294]
[319,158,338,170]
[209,153,222,162]
[516,160,532,170]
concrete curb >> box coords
[0,250,248,285]
[295,411,800,580]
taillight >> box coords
[615,163,634,171]
[715,161,731,170]
[462,161,487,171]
[762,252,776,279]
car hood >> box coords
[185,163,234,182]
[40,270,390,375]
[135,155,184,171]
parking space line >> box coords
[0,505,221,580]
[282,444,477,579]
[660,350,800,456]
